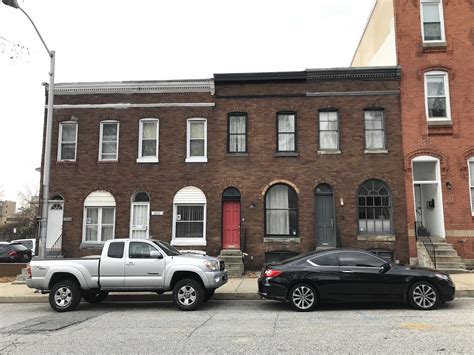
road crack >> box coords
[188,313,215,338]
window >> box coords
[357,180,392,235]
[99,121,119,161]
[265,184,298,237]
[82,191,116,243]
[107,242,124,258]
[228,113,247,153]
[309,253,338,267]
[364,110,386,150]
[130,192,150,239]
[337,252,385,268]
[420,0,445,43]
[186,119,207,162]
[138,119,159,162]
[58,122,77,161]
[318,111,339,151]
[469,159,474,215]
[172,186,207,246]
[277,113,296,152]
[129,242,159,259]
[424,72,451,121]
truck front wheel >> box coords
[49,280,82,312]
[172,278,204,311]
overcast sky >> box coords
[0,0,375,205]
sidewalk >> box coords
[0,274,473,303]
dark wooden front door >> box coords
[315,185,336,247]
[222,201,241,249]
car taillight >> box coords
[8,250,18,257]
[264,269,283,278]
[27,265,32,278]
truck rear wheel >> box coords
[49,280,82,312]
[172,278,204,311]
[83,291,109,304]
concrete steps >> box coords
[419,236,467,273]
[218,249,244,277]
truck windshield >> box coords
[152,241,181,256]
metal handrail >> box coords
[45,233,62,259]
[414,221,436,268]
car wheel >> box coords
[204,289,216,302]
[49,280,82,312]
[173,278,204,311]
[289,283,317,312]
[409,281,439,310]
[82,291,109,304]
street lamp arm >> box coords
[18,7,52,57]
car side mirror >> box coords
[379,262,391,273]
[150,251,163,259]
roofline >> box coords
[350,0,379,67]
[214,71,306,84]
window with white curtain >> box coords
[277,113,296,152]
[469,159,474,215]
[138,119,159,162]
[420,0,445,43]
[319,111,339,151]
[186,119,207,162]
[265,184,298,237]
[357,180,392,235]
[424,71,451,121]
[99,121,119,161]
[364,110,386,150]
[83,191,116,243]
[228,113,247,153]
[130,192,150,238]
[58,122,78,161]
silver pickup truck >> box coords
[26,239,227,312]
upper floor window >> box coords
[420,0,445,43]
[228,113,247,153]
[186,118,207,163]
[99,121,119,161]
[265,183,298,237]
[138,118,159,163]
[277,112,296,152]
[58,122,77,161]
[318,111,339,151]
[364,110,386,151]
[469,159,474,215]
[424,71,451,121]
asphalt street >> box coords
[0,299,473,354]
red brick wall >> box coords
[394,0,474,259]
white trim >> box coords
[82,206,116,243]
[130,201,150,239]
[137,118,159,163]
[52,102,216,110]
[420,0,446,44]
[99,120,120,161]
[186,118,208,163]
[57,121,78,161]
[424,71,451,122]
[468,158,474,216]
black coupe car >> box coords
[0,242,32,263]
[258,249,455,311]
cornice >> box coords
[53,79,215,95]
[306,66,401,81]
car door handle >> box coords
[342,270,354,273]
[126,262,135,266]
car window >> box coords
[129,242,158,259]
[337,252,385,268]
[10,244,28,251]
[309,253,338,266]
[0,245,7,254]
[107,242,124,259]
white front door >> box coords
[130,202,150,238]
[46,201,64,248]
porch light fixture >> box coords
[3,0,56,258]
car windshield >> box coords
[152,241,181,256]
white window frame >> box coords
[99,120,120,161]
[420,0,446,44]
[186,118,208,163]
[137,118,159,163]
[172,204,207,246]
[58,121,78,161]
[82,206,116,243]
[424,71,451,122]
[130,201,150,238]
[468,158,474,216]
[364,110,386,151]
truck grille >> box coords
[219,260,225,271]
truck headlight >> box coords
[204,260,219,271]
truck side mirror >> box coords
[150,250,163,259]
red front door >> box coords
[222,201,241,249]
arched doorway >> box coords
[315,184,336,248]
[47,195,64,249]
[222,187,241,249]
[130,192,150,239]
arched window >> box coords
[265,184,298,237]
[357,180,392,235]
[172,186,207,246]
[130,192,150,239]
[83,191,116,243]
